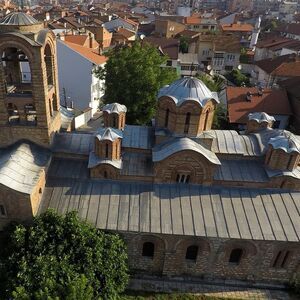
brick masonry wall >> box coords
[122,232,300,285]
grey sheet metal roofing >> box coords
[214,160,269,182]
[153,137,221,165]
[52,133,94,155]
[0,142,51,194]
[88,152,122,169]
[39,179,300,242]
[158,77,219,107]
[0,12,40,26]
[265,167,300,179]
[95,128,123,142]
[122,125,153,150]
[102,103,127,114]
[268,132,300,153]
[248,112,275,123]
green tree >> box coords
[94,42,178,125]
[225,69,250,87]
[212,104,229,130]
[0,210,129,300]
[179,36,190,53]
[197,74,224,92]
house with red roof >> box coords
[254,54,300,87]
[57,35,107,113]
[223,86,292,130]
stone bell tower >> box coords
[0,12,61,147]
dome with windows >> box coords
[158,77,219,107]
[0,12,40,26]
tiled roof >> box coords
[185,16,201,25]
[256,54,300,76]
[226,87,291,124]
[143,37,179,60]
[116,27,135,39]
[221,23,253,32]
[64,35,99,48]
[63,41,107,65]
[278,23,300,36]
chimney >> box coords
[89,32,93,48]
[258,86,264,96]
[246,91,252,101]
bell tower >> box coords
[0,12,61,147]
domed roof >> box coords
[158,77,219,107]
[248,112,275,123]
[0,12,40,26]
[103,102,127,114]
[96,128,123,142]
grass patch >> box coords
[120,291,240,300]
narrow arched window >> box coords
[104,171,107,178]
[184,112,191,134]
[229,248,243,264]
[185,245,198,261]
[113,115,117,127]
[204,109,210,131]
[49,99,53,117]
[165,109,169,128]
[142,242,154,258]
[105,143,109,158]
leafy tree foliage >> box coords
[225,69,250,87]
[212,104,229,130]
[0,210,129,300]
[197,74,224,92]
[179,36,190,53]
[94,42,178,125]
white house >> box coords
[57,38,107,113]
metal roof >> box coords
[248,112,275,123]
[0,142,51,194]
[102,103,127,114]
[122,125,153,150]
[88,152,122,169]
[153,137,221,165]
[0,12,40,26]
[52,133,94,156]
[269,132,300,154]
[266,167,300,180]
[214,159,269,182]
[158,77,219,107]
[39,179,300,242]
[96,128,123,142]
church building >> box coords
[0,12,299,289]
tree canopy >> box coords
[0,210,129,300]
[225,69,250,87]
[95,42,178,125]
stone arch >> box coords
[154,150,214,184]
[128,234,167,275]
[222,240,258,263]
[90,163,119,180]
[44,43,54,87]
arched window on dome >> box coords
[184,112,191,134]
[204,109,210,131]
[105,143,109,158]
[164,109,169,128]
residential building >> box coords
[224,87,291,130]
[57,36,107,112]
[277,23,300,40]
[254,54,300,87]
[154,18,186,38]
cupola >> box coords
[155,77,219,139]
[94,127,123,160]
[246,112,275,134]
[103,103,127,130]
[265,133,300,171]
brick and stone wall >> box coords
[154,150,217,184]
[156,97,216,138]
[122,232,300,285]
[103,112,126,130]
